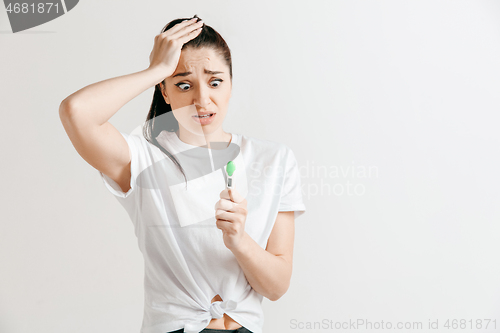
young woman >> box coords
[59,15,306,333]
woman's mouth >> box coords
[192,113,216,125]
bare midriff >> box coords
[205,294,243,330]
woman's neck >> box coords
[176,127,232,149]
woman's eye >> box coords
[175,79,223,91]
[211,79,223,87]
[175,83,191,91]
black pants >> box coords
[168,327,253,333]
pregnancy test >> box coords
[225,161,235,189]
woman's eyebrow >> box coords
[172,69,224,78]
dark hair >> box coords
[142,14,233,183]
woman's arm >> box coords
[60,67,166,126]
[59,67,168,192]
[231,211,295,301]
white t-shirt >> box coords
[98,129,306,333]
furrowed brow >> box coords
[172,69,224,78]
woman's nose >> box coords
[193,84,212,108]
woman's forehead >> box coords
[177,48,225,72]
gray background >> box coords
[1,0,499,332]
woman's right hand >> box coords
[148,17,204,78]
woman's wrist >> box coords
[145,65,174,86]
[230,231,253,257]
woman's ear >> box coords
[160,82,170,104]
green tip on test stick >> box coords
[226,161,236,177]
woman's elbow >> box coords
[59,97,79,118]
[269,282,290,302]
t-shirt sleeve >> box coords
[98,132,139,199]
[278,147,306,219]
